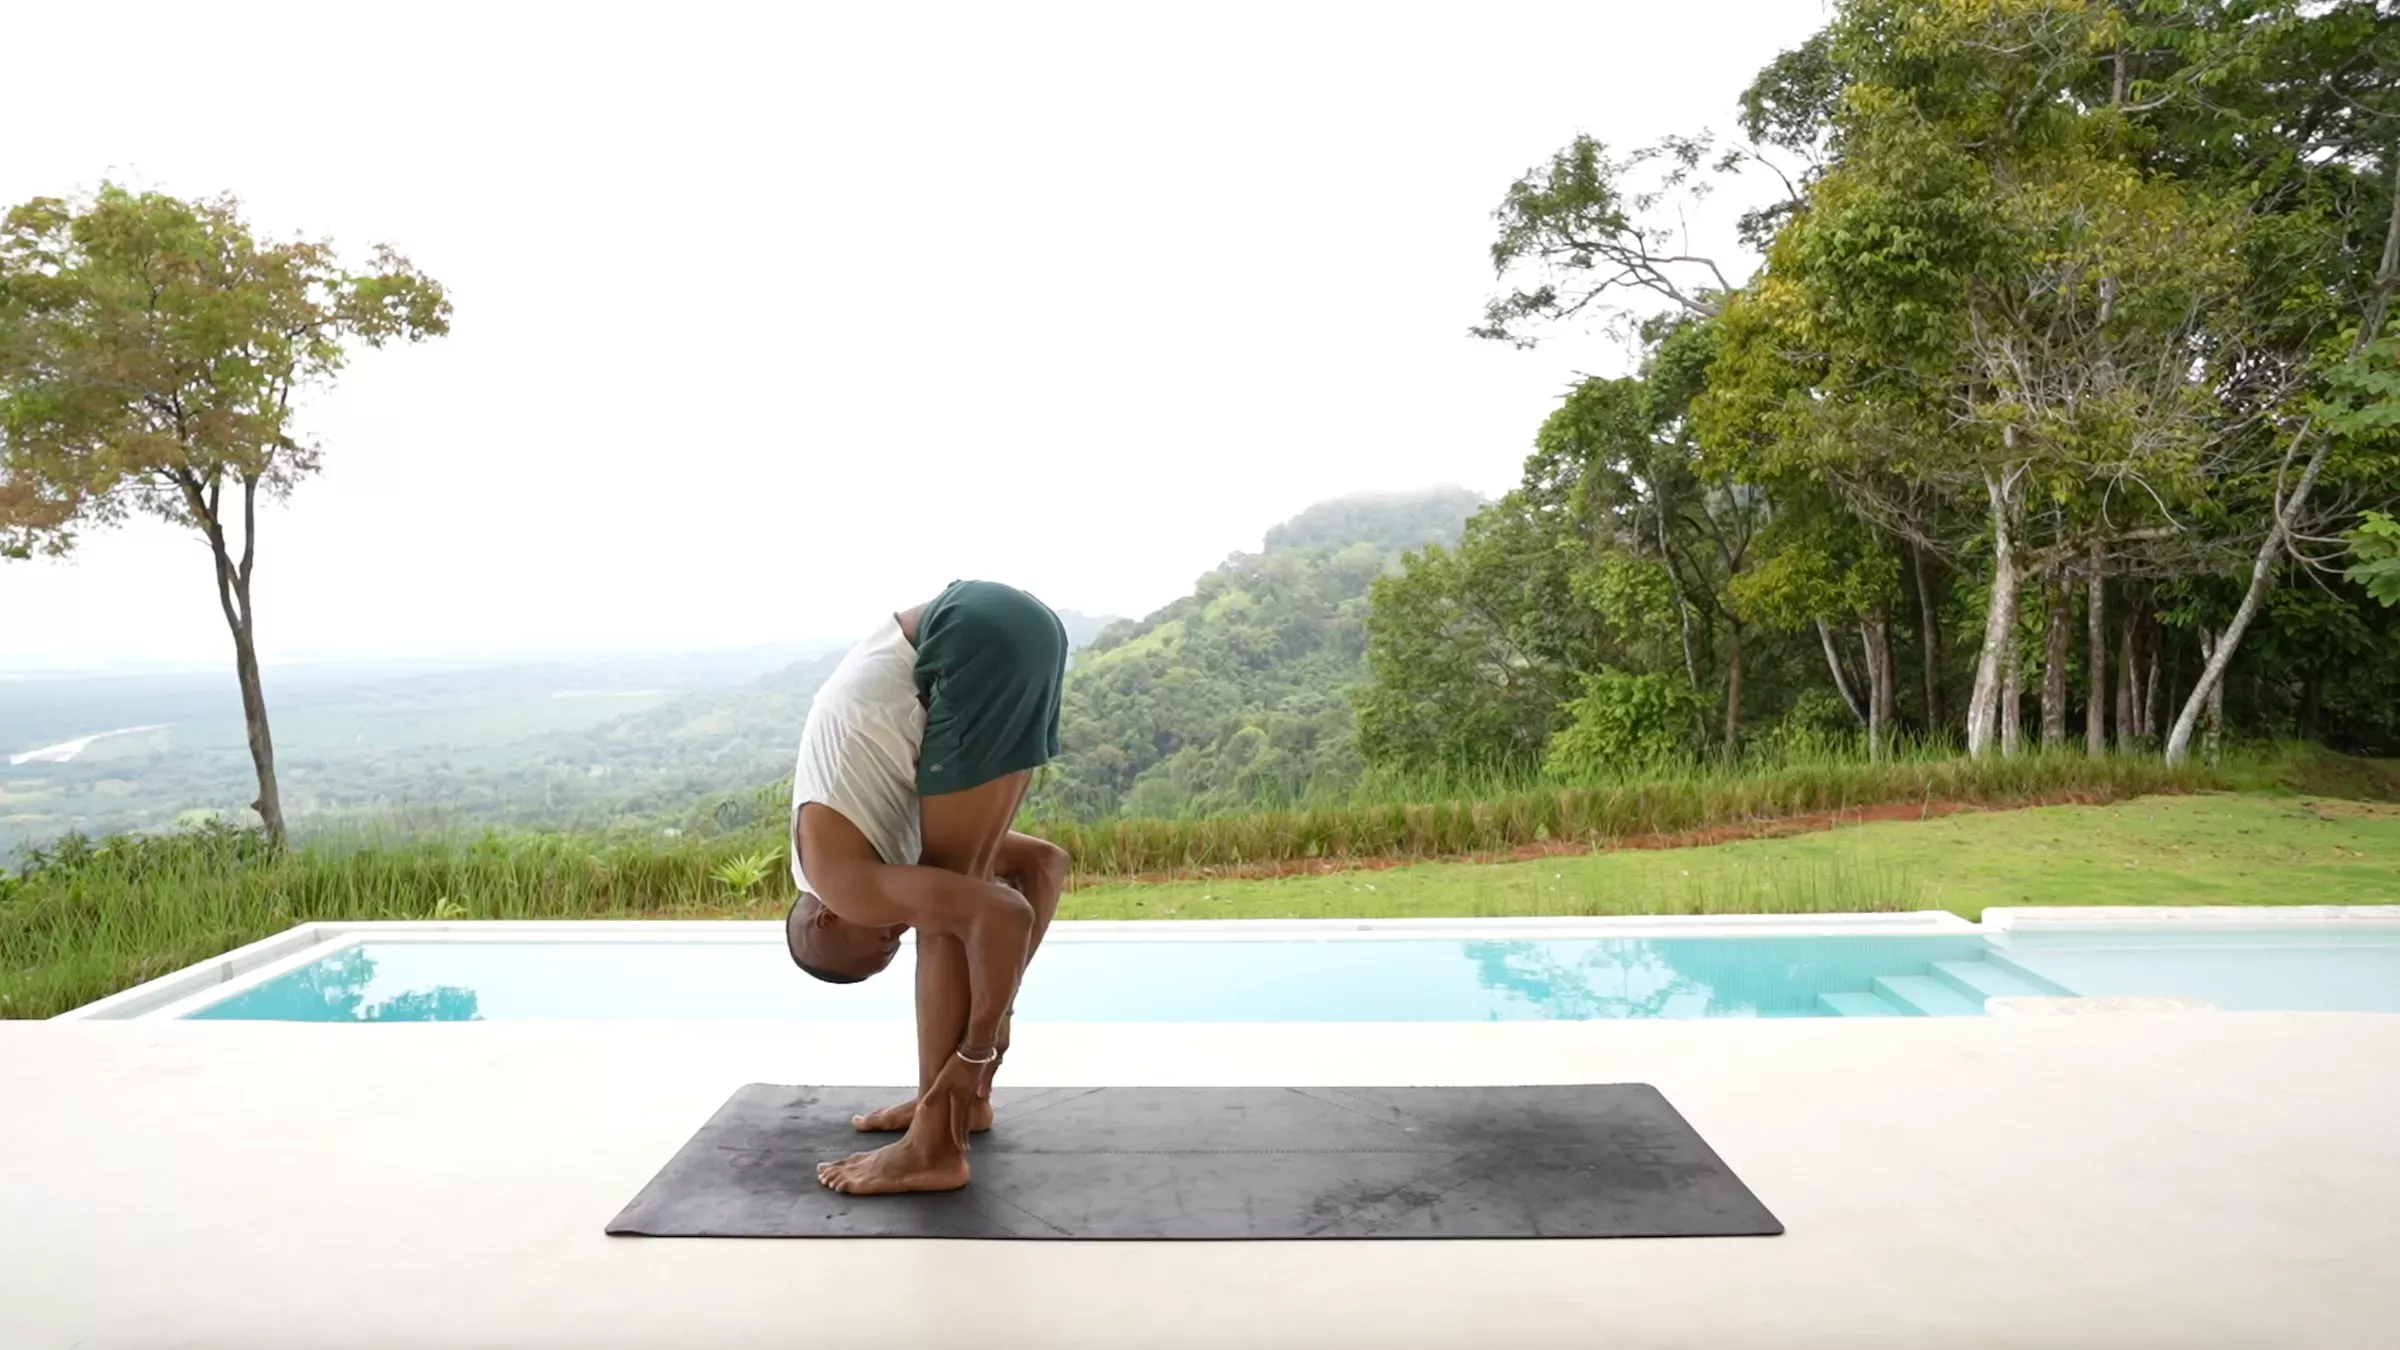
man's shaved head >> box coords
[786,891,903,984]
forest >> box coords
[1359,0,2400,783]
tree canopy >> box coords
[1,186,450,843]
[1360,0,2400,779]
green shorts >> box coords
[913,579,1068,796]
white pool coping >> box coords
[55,905,2400,1022]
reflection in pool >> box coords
[199,947,482,1022]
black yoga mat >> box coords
[605,1084,1782,1240]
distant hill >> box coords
[1261,486,1485,554]
[0,645,849,852]
[1054,609,1120,652]
[1033,487,1485,819]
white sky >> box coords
[1,0,1826,672]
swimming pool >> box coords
[65,910,2400,1022]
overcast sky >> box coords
[2,0,1826,672]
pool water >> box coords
[1995,929,2400,1013]
[182,928,2400,1022]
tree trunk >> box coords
[2001,631,2024,758]
[200,473,288,848]
[1676,601,1700,691]
[1817,618,1867,726]
[2085,542,2107,755]
[2142,634,2162,745]
[1912,541,1944,738]
[2131,620,2153,743]
[1722,621,1745,760]
[2117,614,2139,753]
[1966,469,2022,760]
[1864,610,1894,762]
[2193,630,2217,763]
[1661,502,1699,691]
[1878,608,1899,753]
[232,611,286,843]
[2040,576,2069,749]
[2205,639,2226,767]
[2169,151,2400,764]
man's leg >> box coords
[850,931,983,1131]
[852,765,1066,1131]
[809,779,1039,1196]
[973,829,1068,1095]
[852,825,1067,1132]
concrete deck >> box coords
[3,1014,2396,1349]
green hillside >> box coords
[1032,487,1485,819]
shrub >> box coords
[1769,689,1861,759]
[1543,670,1709,780]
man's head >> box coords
[786,892,906,984]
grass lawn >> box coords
[1061,794,2400,922]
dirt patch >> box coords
[2299,797,2400,821]
[1073,789,2145,888]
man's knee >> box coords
[919,771,1031,876]
[1027,837,1070,897]
[995,831,1069,896]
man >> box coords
[785,579,1073,1195]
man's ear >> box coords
[811,903,842,931]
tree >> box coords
[1724,498,1904,758]
[1527,329,1767,756]
[1356,496,1599,774]
[0,187,450,845]
[1702,0,2334,760]
[1473,134,1739,346]
[2350,511,2400,607]
[2166,160,2400,763]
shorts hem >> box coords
[917,750,1053,799]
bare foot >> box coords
[816,1137,971,1195]
[853,1096,995,1134]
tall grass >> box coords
[1035,748,2226,880]
[1062,849,1931,921]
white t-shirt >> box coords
[790,616,923,896]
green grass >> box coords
[1034,748,2226,877]
[1061,794,2400,921]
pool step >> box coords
[1931,958,2049,1003]
[1817,991,1905,1017]
[1871,974,1985,1017]
[1662,993,1715,1019]
[1979,949,2079,996]
[1820,954,2073,1018]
